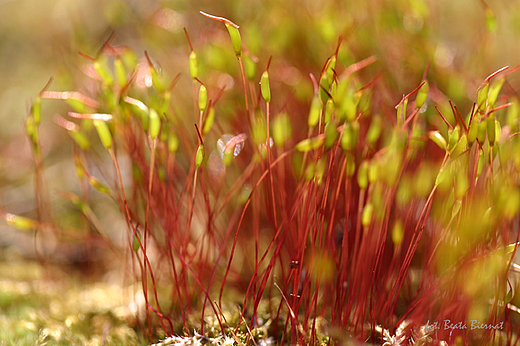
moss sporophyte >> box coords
[6,5,520,346]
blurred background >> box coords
[1,0,520,273]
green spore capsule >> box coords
[69,130,91,151]
[88,176,111,195]
[225,23,242,58]
[467,117,479,145]
[487,116,496,146]
[357,160,369,190]
[189,50,198,80]
[476,149,485,180]
[295,137,324,152]
[272,113,292,148]
[447,126,460,151]
[362,203,373,227]
[324,98,334,124]
[93,60,114,87]
[244,54,257,81]
[93,120,112,149]
[32,96,41,125]
[415,80,429,109]
[149,109,161,140]
[366,115,382,145]
[203,106,216,136]
[198,84,208,112]
[477,120,487,144]
[168,132,179,153]
[477,82,489,110]
[4,213,38,231]
[25,116,39,149]
[324,120,337,149]
[196,144,205,168]
[114,57,127,88]
[308,95,322,128]
[133,233,142,252]
[488,77,505,108]
[260,71,271,103]
[428,131,447,151]
[450,134,467,158]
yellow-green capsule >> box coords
[324,120,337,149]
[391,219,404,246]
[450,134,467,157]
[362,203,373,227]
[114,57,127,88]
[149,109,161,140]
[150,67,166,93]
[325,55,336,85]
[477,120,487,143]
[65,99,88,113]
[260,71,271,103]
[415,80,429,109]
[467,118,479,145]
[452,199,462,217]
[122,50,138,72]
[244,54,257,81]
[346,153,356,177]
[73,153,86,179]
[295,137,324,152]
[447,126,460,151]
[488,77,505,108]
[487,116,496,146]
[272,112,291,148]
[428,131,447,151]
[252,112,267,146]
[195,144,204,168]
[368,161,378,183]
[4,213,38,231]
[435,166,450,187]
[494,119,501,143]
[93,60,114,87]
[69,130,91,151]
[366,115,382,145]
[198,84,208,112]
[223,147,234,166]
[88,175,111,195]
[93,120,112,149]
[168,132,179,153]
[203,106,216,135]
[476,149,485,179]
[478,82,489,110]
[308,95,322,128]
[351,120,359,149]
[485,7,497,33]
[341,121,359,151]
[343,89,359,122]
[319,74,331,104]
[304,162,315,182]
[314,156,327,185]
[133,232,142,252]
[340,123,352,151]
[159,122,169,143]
[324,98,334,124]
[225,23,242,58]
[189,50,198,80]
[25,116,39,148]
[358,160,369,190]
[32,96,41,125]
[396,98,408,126]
